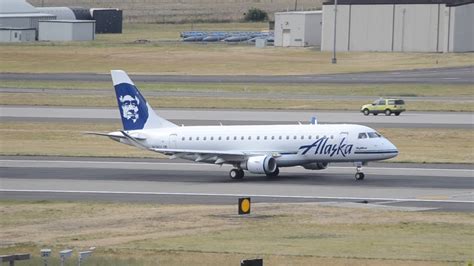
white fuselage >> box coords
[115,123,398,167]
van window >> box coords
[377,100,385,105]
[388,100,395,105]
[395,100,405,105]
[358,133,367,139]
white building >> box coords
[274,11,322,47]
[0,27,36,42]
[0,0,55,31]
[321,0,474,52]
[38,20,95,41]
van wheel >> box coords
[395,112,400,116]
[363,109,370,116]
[385,109,392,116]
[373,113,378,116]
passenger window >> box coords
[358,133,367,139]
[271,136,275,140]
[210,137,214,140]
[248,136,251,140]
[264,136,267,140]
[257,136,260,140]
[241,136,244,140]
[182,137,185,141]
[293,136,297,140]
[203,137,207,141]
[330,135,334,139]
[308,135,312,139]
[226,136,229,140]
[196,137,200,141]
[316,135,319,139]
[218,136,221,140]
[233,136,237,140]
[189,137,192,141]
[279,136,282,140]
[301,136,304,139]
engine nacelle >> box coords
[241,155,277,174]
[302,162,328,170]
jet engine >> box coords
[241,155,277,174]
[302,162,328,170]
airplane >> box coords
[88,70,399,181]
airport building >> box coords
[38,20,96,41]
[274,11,322,47]
[321,0,474,52]
[0,0,55,41]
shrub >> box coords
[244,8,268,22]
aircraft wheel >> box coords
[230,168,244,180]
[266,167,279,177]
[355,172,365,181]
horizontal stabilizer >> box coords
[83,131,146,140]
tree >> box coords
[244,8,268,22]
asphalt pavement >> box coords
[1,66,472,84]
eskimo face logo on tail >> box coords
[119,95,140,123]
[115,83,149,130]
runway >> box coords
[1,66,472,84]
[1,157,472,212]
[2,106,472,129]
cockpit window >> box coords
[368,132,382,138]
[358,133,367,139]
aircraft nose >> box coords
[385,139,399,158]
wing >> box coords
[119,130,270,164]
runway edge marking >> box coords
[1,189,473,204]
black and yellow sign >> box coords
[238,197,251,215]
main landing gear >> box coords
[229,168,244,180]
[354,162,365,181]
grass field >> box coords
[0,23,472,75]
[3,80,473,97]
[1,92,472,112]
[1,200,472,265]
[1,121,472,164]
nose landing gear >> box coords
[354,162,365,181]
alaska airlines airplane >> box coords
[89,70,398,181]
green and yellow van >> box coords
[361,98,406,116]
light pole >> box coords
[332,0,338,64]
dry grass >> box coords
[0,122,472,164]
[1,200,473,265]
[1,44,471,75]
[1,92,472,112]
[3,80,474,97]
[1,22,472,75]
[28,1,323,23]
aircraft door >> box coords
[169,134,177,149]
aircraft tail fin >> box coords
[111,70,177,131]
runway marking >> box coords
[1,189,472,204]
[1,160,472,173]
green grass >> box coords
[1,200,473,265]
[0,23,472,75]
[1,122,473,164]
